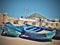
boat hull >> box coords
[21,30,56,40]
[54,29,60,39]
[2,29,20,37]
[0,29,3,35]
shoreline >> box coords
[0,36,60,45]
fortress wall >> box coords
[0,13,60,29]
[0,13,3,25]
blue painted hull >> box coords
[21,24,56,40]
[0,29,3,35]
[4,22,56,40]
[21,30,56,40]
[54,29,60,38]
[2,29,20,37]
[3,22,24,37]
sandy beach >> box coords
[0,36,60,45]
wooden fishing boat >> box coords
[20,24,56,40]
[0,29,3,35]
[3,22,23,37]
[54,29,60,39]
[2,29,21,37]
[4,22,56,40]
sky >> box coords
[0,0,60,19]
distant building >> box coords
[0,13,60,29]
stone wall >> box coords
[0,13,60,29]
[0,13,3,25]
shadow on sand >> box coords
[53,36,60,40]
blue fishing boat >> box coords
[3,22,56,40]
[3,22,25,37]
[54,29,60,38]
[0,29,3,35]
[0,25,3,35]
[20,24,56,40]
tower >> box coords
[3,13,8,23]
[24,8,28,18]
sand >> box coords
[0,36,60,45]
